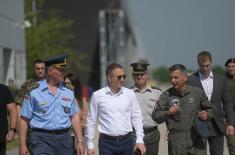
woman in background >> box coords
[64,73,88,138]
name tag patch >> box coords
[188,98,194,104]
[38,101,47,106]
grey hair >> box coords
[169,64,188,76]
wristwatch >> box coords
[10,128,17,133]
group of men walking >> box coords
[0,50,235,155]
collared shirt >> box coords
[86,86,144,149]
[132,85,161,127]
[21,79,79,130]
[199,71,213,101]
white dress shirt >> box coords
[199,71,214,101]
[86,86,144,149]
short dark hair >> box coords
[197,51,212,63]
[33,59,45,66]
[169,64,188,76]
[225,58,235,66]
[105,63,123,76]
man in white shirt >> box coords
[188,51,235,155]
[86,63,146,155]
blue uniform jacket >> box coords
[21,79,79,130]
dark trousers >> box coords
[98,133,133,155]
[208,135,224,155]
[144,129,160,155]
[226,134,235,155]
[31,131,75,155]
[0,142,6,155]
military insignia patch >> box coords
[62,96,71,102]
[64,107,70,114]
[23,95,30,100]
[39,109,46,114]
[171,99,180,106]
[188,98,194,104]
[137,64,142,70]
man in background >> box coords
[16,59,46,155]
[224,58,235,155]
[16,59,46,105]
[188,51,235,155]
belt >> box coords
[143,126,158,132]
[32,128,69,134]
[100,132,131,141]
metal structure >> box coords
[99,9,126,87]
[0,0,26,87]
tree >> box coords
[212,65,225,76]
[24,0,88,78]
[152,66,169,83]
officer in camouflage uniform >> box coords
[16,59,46,105]
[130,62,162,155]
[225,58,235,155]
[152,64,215,155]
[16,59,46,155]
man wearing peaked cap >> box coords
[130,63,150,74]
[19,55,85,155]
[45,54,68,69]
[130,62,162,155]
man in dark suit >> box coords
[188,51,235,155]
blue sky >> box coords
[125,0,235,70]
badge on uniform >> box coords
[39,109,46,114]
[24,94,30,100]
[64,107,70,114]
[188,98,194,104]
[38,101,47,106]
[171,98,180,106]
[62,96,71,102]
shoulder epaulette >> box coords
[64,83,74,91]
[151,85,162,91]
[24,82,39,94]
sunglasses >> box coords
[117,74,126,80]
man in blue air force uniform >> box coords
[18,55,84,155]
